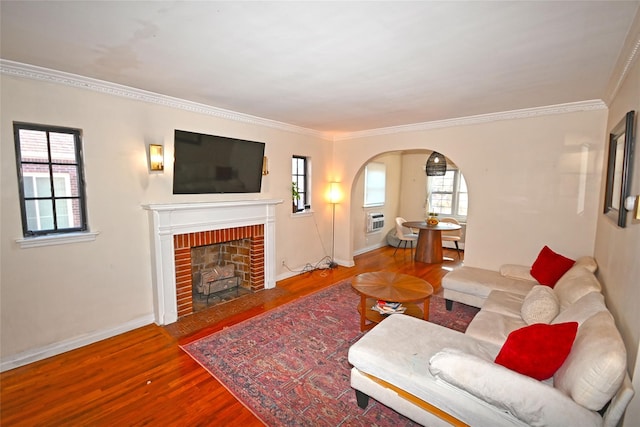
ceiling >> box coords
[1,1,639,136]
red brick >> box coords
[173,225,269,318]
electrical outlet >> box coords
[281,259,286,266]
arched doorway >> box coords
[349,150,468,257]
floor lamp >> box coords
[328,182,342,269]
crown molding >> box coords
[0,59,608,143]
[0,59,327,139]
[333,100,608,141]
[605,12,640,103]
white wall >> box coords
[398,152,429,220]
[594,51,640,426]
[0,74,331,364]
[351,152,402,255]
[333,109,606,271]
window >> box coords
[364,162,386,207]
[292,155,310,212]
[14,122,88,236]
[428,169,468,217]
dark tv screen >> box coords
[173,130,265,194]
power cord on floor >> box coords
[281,255,336,277]
[280,210,338,276]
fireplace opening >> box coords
[191,240,253,313]
[173,223,265,319]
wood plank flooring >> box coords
[0,246,463,426]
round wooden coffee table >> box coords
[351,271,434,331]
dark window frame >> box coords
[13,122,88,237]
[292,155,310,212]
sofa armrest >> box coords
[429,348,601,427]
[602,372,634,427]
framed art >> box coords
[604,110,636,228]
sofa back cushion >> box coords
[499,264,537,282]
[553,311,627,411]
[552,291,607,326]
[574,256,598,273]
[553,266,601,309]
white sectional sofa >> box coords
[347,259,635,427]
[441,255,598,311]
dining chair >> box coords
[440,217,462,258]
[394,217,418,257]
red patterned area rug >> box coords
[181,279,479,426]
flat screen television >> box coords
[173,129,265,194]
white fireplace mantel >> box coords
[143,199,283,325]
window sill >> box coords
[291,209,314,218]
[16,231,100,249]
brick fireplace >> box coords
[144,200,281,325]
[174,225,264,317]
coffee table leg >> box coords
[360,294,367,331]
[423,297,430,321]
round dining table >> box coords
[402,220,462,264]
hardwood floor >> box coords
[0,246,463,426]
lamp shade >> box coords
[426,151,446,176]
[328,182,342,204]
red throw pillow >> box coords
[530,246,575,287]
[495,322,578,380]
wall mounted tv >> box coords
[173,129,265,194]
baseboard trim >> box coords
[276,270,301,281]
[0,314,154,372]
[353,242,387,257]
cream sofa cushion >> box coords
[500,257,597,281]
[479,290,525,318]
[520,285,560,325]
[348,315,500,391]
[553,266,601,309]
[499,264,537,282]
[574,256,598,273]
[443,266,536,298]
[464,309,527,347]
[429,348,602,426]
[554,311,627,411]
[552,292,607,326]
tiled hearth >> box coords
[144,200,281,325]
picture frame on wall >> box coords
[604,110,636,228]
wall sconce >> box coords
[262,156,269,175]
[426,151,446,176]
[149,144,164,172]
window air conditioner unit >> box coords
[366,213,385,233]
